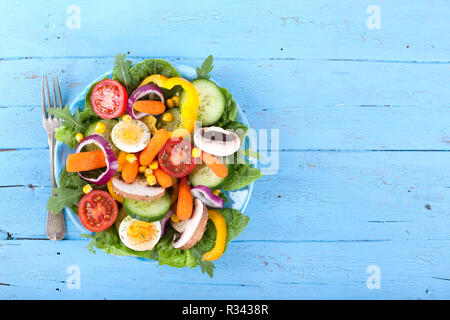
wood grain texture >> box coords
[0,0,449,299]
[0,239,449,299]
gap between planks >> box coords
[1,56,450,65]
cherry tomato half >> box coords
[157,138,196,178]
[78,190,118,232]
[91,79,127,119]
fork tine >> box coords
[45,75,51,113]
[42,75,47,118]
[55,76,63,108]
[52,76,57,109]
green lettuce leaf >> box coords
[48,106,87,132]
[196,55,214,80]
[214,87,238,127]
[47,167,106,214]
[58,167,85,189]
[113,57,180,93]
[112,54,133,92]
[82,227,159,260]
[55,125,78,149]
[47,168,84,214]
[190,247,215,278]
[194,208,250,252]
[156,230,197,268]
[224,120,248,143]
[191,208,250,277]
[128,59,180,89]
[219,162,262,191]
[46,187,83,214]
[82,208,249,278]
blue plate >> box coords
[55,63,255,233]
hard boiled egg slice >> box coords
[119,216,161,251]
[111,119,150,153]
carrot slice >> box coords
[66,150,106,173]
[117,151,128,172]
[153,168,173,188]
[176,177,193,220]
[202,152,228,178]
[121,158,139,184]
[171,177,179,204]
[133,100,166,115]
[139,129,169,166]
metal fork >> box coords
[42,75,66,241]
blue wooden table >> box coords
[0,0,449,299]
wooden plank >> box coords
[1,58,450,150]
[0,1,449,61]
[1,149,449,241]
[0,239,449,299]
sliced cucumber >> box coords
[84,119,119,153]
[156,108,183,132]
[180,79,225,126]
[123,193,171,222]
[188,163,226,188]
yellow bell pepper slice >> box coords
[139,74,199,133]
[107,179,123,204]
[202,210,227,261]
[139,74,168,88]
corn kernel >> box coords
[75,133,84,143]
[139,166,147,173]
[171,214,180,223]
[125,154,137,163]
[172,95,179,106]
[144,168,153,177]
[122,114,132,122]
[162,112,173,122]
[192,147,202,158]
[149,160,158,170]
[95,122,106,134]
[82,184,93,194]
[166,99,175,108]
[146,174,157,186]
[213,190,221,196]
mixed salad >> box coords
[47,54,262,277]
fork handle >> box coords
[46,135,66,241]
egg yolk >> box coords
[116,122,144,145]
[127,221,157,245]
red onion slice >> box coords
[190,185,224,208]
[127,84,165,119]
[160,207,174,235]
[75,134,118,185]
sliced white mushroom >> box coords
[172,199,209,249]
[170,219,188,233]
[194,126,240,157]
[111,176,165,201]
